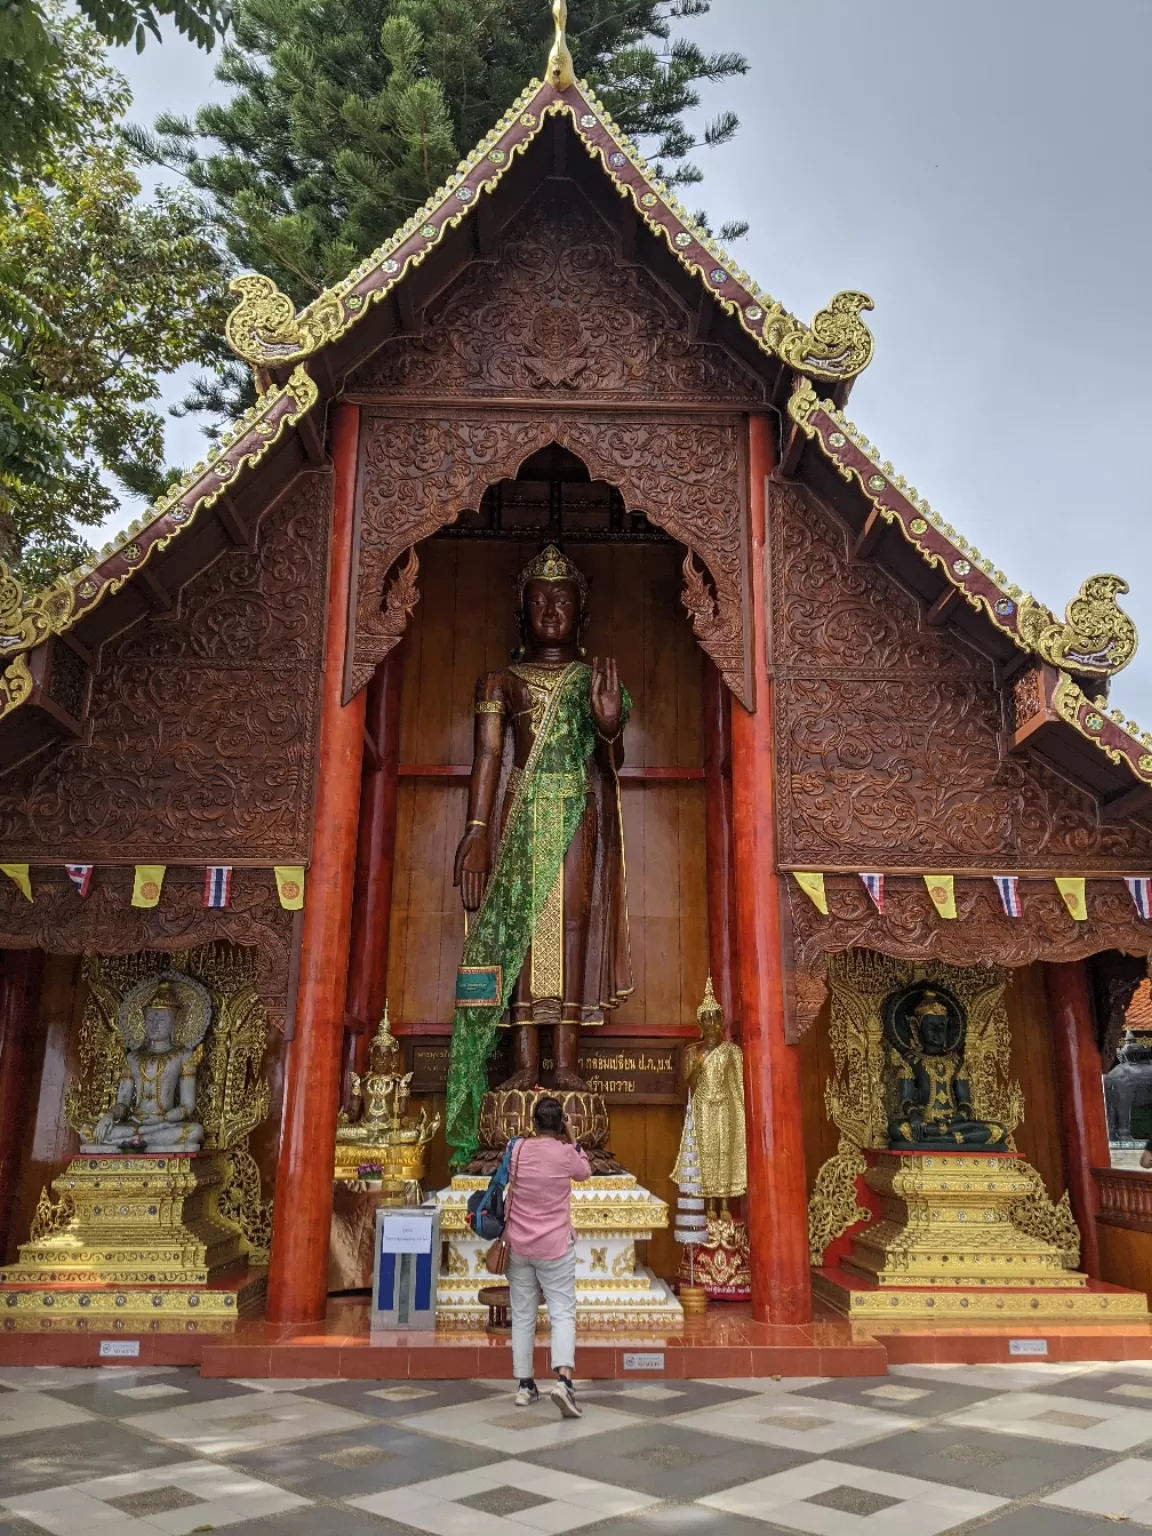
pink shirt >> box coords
[504,1137,591,1261]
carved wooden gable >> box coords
[348,188,765,405]
[0,474,330,863]
[771,481,1152,984]
[344,187,757,706]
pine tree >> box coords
[134,0,749,312]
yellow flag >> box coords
[924,874,956,919]
[0,864,32,902]
[132,865,165,908]
[793,872,828,915]
[1056,876,1088,921]
[274,866,306,910]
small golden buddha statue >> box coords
[334,1005,440,1198]
[888,989,1007,1150]
[674,977,746,1210]
[671,977,750,1299]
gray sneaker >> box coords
[550,1378,582,1419]
[515,1382,539,1407]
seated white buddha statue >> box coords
[80,980,206,1152]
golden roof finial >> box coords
[547,0,575,90]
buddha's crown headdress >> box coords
[147,980,183,1013]
[697,975,723,1025]
[515,544,589,611]
[368,1002,400,1072]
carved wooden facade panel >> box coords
[770,481,1152,1011]
[349,411,750,703]
[0,473,330,862]
[348,190,765,405]
[770,480,1152,871]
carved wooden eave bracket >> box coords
[0,366,320,727]
[785,381,1152,795]
[222,79,874,388]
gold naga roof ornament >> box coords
[1017,574,1138,679]
[547,0,575,91]
[225,274,346,375]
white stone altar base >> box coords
[435,1172,683,1327]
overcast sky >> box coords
[111,0,1152,721]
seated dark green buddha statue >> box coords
[886,987,1008,1151]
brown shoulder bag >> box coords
[485,1140,522,1276]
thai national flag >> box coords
[994,875,1021,918]
[64,864,92,898]
[1126,877,1152,919]
[860,872,885,913]
[203,866,232,909]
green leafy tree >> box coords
[0,0,229,199]
[0,17,230,584]
[135,0,748,425]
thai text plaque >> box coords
[406,1038,681,1103]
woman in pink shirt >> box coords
[504,1095,590,1417]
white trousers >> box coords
[507,1242,577,1381]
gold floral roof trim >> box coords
[0,365,318,725]
[788,382,1152,786]
[224,77,874,384]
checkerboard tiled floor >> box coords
[3,1361,1152,1533]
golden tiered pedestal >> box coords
[846,1152,1084,1289]
[814,1151,1148,1322]
[0,1154,263,1330]
[436,1172,683,1327]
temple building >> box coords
[0,11,1150,1372]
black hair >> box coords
[533,1095,565,1134]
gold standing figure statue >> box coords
[674,977,747,1208]
[671,978,751,1298]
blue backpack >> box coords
[466,1138,520,1240]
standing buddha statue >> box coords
[671,978,751,1298]
[445,544,633,1165]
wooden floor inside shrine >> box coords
[2,1297,1151,1378]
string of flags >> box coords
[0,864,306,911]
[792,871,1152,923]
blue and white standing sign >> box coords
[371,1204,440,1330]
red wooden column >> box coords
[1044,959,1109,1279]
[345,647,404,1078]
[729,414,811,1325]
[268,404,368,1324]
[0,950,44,1262]
[703,660,739,1032]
